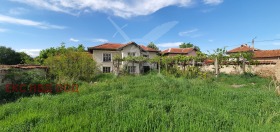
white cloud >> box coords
[203,0,223,5]
[92,38,109,43]
[11,0,195,18]
[69,38,79,42]
[0,28,8,32]
[9,7,29,15]
[0,14,66,29]
[208,39,214,42]
[157,42,182,48]
[18,49,41,57]
[179,28,198,36]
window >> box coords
[128,52,136,56]
[103,67,111,73]
[103,53,111,62]
[127,66,136,73]
[143,55,149,58]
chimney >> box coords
[168,48,171,52]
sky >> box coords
[1,0,280,57]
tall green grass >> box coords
[0,73,280,131]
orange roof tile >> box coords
[89,43,124,50]
[162,48,195,54]
[140,45,159,52]
[254,50,280,58]
[88,42,160,52]
[227,44,258,53]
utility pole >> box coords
[252,37,257,51]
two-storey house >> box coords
[88,42,160,74]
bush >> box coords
[44,51,100,83]
[0,69,53,102]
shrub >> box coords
[0,69,53,102]
[44,51,100,83]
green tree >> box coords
[44,51,99,83]
[113,55,123,76]
[77,44,86,52]
[147,42,159,50]
[209,47,229,77]
[149,56,162,74]
[229,52,254,73]
[179,42,200,51]
[35,43,86,64]
[19,52,34,64]
[0,46,21,65]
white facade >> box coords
[91,43,159,74]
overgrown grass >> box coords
[1,73,280,131]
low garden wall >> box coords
[201,63,277,78]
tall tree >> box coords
[44,51,99,83]
[35,43,86,64]
[19,52,34,64]
[0,46,21,65]
[179,42,193,48]
[113,55,123,76]
[209,47,228,77]
[179,42,200,51]
[147,42,159,50]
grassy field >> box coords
[0,73,280,131]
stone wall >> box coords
[201,63,277,78]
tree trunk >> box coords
[192,59,195,66]
[158,60,161,74]
[183,61,186,71]
[132,61,135,74]
[215,57,218,78]
[116,60,120,76]
[165,63,168,73]
[242,59,246,73]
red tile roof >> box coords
[89,43,124,50]
[227,44,258,53]
[254,50,280,58]
[204,59,214,64]
[140,45,159,52]
[227,44,280,59]
[162,48,195,54]
[88,42,160,53]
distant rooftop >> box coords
[161,48,196,54]
[88,42,160,53]
[227,44,259,53]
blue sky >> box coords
[1,0,280,57]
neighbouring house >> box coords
[161,47,198,56]
[88,42,160,74]
[227,44,280,64]
[253,50,280,63]
[226,44,259,54]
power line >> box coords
[202,38,280,53]
[247,38,280,43]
